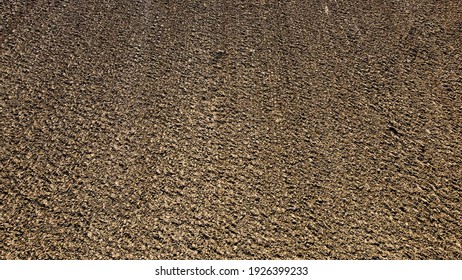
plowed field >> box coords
[1,0,461,259]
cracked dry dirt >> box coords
[1,0,461,259]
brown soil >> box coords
[1,0,461,259]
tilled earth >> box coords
[1,0,461,259]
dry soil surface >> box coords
[1,0,461,259]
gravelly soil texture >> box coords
[1,0,461,259]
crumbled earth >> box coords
[1,0,461,259]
